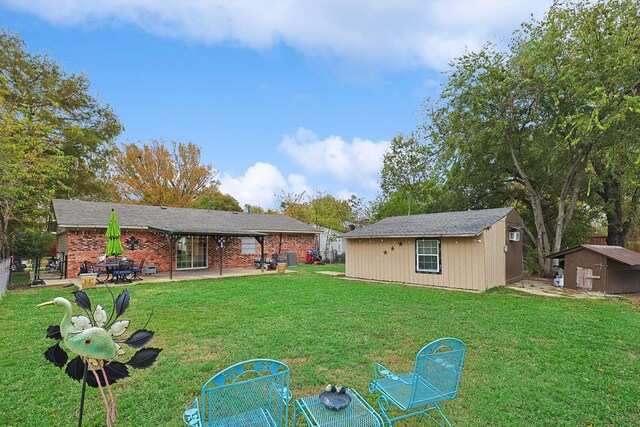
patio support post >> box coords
[168,233,174,280]
[215,236,226,276]
[257,236,265,272]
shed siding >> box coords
[606,264,640,294]
[564,251,607,292]
[505,209,524,282]
[345,235,489,291]
[483,218,506,290]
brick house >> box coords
[51,199,318,278]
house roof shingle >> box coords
[52,199,318,235]
[342,207,514,238]
[547,244,640,266]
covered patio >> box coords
[41,266,289,288]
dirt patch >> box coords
[507,277,619,300]
[281,354,312,365]
[623,293,640,306]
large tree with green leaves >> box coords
[379,133,431,215]
[425,0,640,273]
[276,190,352,231]
[0,110,69,257]
[0,29,122,200]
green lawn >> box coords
[0,265,638,426]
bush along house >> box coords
[50,199,319,278]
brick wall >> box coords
[210,234,316,268]
[61,229,316,277]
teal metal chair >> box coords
[368,338,466,427]
[183,359,291,427]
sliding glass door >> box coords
[176,236,208,269]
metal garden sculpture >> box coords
[39,289,161,427]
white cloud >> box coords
[3,0,552,70]
[219,162,309,209]
[278,127,388,192]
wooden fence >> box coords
[588,236,640,252]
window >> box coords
[241,237,257,254]
[416,239,441,274]
[176,236,208,269]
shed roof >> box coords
[52,199,318,235]
[342,207,514,238]
[547,244,640,266]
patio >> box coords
[40,267,288,288]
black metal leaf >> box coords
[66,356,86,382]
[123,329,154,349]
[46,325,62,340]
[115,290,130,318]
[126,347,162,369]
[86,368,106,388]
[105,361,129,382]
[44,343,68,368]
[73,291,91,311]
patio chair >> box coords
[132,258,145,281]
[111,260,134,283]
[80,261,107,282]
[183,359,291,427]
[368,338,466,427]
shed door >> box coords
[576,267,600,291]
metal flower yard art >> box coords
[39,289,161,426]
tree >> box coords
[276,190,352,230]
[111,140,220,207]
[0,109,69,258]
[0,29,122,200]
[379,133,430,215]
[276,190,309,221]
[191,188,242,212]
[590,122,640,246]
[306,190,352,231]
[346,194,375,226]
[425,0,640,273]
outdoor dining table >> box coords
[95,261,134,284]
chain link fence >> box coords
[0,259,10,299]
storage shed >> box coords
[547,245,640,294]
[342,207,523,291]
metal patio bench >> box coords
[183,359,291,427]
[368,338,466,427]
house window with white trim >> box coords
[241,237,257,254]
[416,238,441,274]
[176,235,208,269]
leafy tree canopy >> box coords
[423,0,640,273]
[111,139,220,208]
[0,29,123,200]
[190,188,242,212]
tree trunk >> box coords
[551,147,590,256]
[593,160,640,248]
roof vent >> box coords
[160,206,167,209]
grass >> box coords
[0,265,638,426]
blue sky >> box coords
[0,0,551,209]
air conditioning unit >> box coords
[508,231,521,242]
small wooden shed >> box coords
[342,207,523,291]
[548,245,640,294]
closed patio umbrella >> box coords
[105,209,124,257]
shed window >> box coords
[416,239,441,274]
[241,237,257,254]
